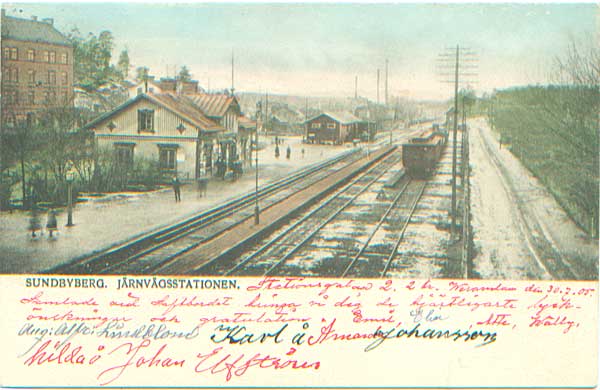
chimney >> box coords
[31,15,38,21]
[42,18,54,25]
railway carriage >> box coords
[402,127,448,178]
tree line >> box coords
[485,37,599,237]
[0,27,197,211]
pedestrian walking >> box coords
[172,176,182,202]
[197,177,208,198]
[28,206,41,238]
[286,145,291,159]
[46,209,58,238]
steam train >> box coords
[402,125,448,178]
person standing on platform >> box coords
[286,145,291,159]
[172,176,182,202]
[28,206,41,238]
[46,209,58,238]
[275,145,280,158]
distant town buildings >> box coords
[1,9,74,127]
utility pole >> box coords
[231,50,235,95]
[376,69,380,105]
[265,92,269,134]
[437,46,478,240]
[451,46,459,239]
[385,59,389,106]
[355,75,358,99]
[254,99,260,225]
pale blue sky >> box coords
[3,2,597,99]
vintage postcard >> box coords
[0,1,598,388]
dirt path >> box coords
[469,117,597,280]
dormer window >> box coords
[137,109,154,132]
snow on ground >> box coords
[469,117,598,280]
[0,136,351,273]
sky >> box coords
[3,2,598,100]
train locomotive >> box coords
[402,125,448,178]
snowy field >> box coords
[469,117,597,280]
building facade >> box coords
[188,93,254,167]
[1,9,74,126]
[84,93,230,180]
[305,112,361,144]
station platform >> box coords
[157,146,396,275]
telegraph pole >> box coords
[355,75,358,99]
[231,50,235,95]
[385,58,389,106]
[437,45,478,240]
[451,46,459,238]
[376,69,380,105]
[254,98,262,225]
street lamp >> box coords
[66,171,74,227]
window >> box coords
[27,91,35,105]
[49,51,56,63]
[42,51,49,62]
[311,123,320,129]
[27,49,34,61]
[60,53,68,64]
[2,47,17,60]
[115,144,134,167]
[5,68,17,82]
[159,147,177,170]
[327,122,336,129]
[4,114,15,128]
[28,70,35,84]
[137,109,154,132]
[48,70,56,85]
[4,90,16,105]
[61,72,68,85]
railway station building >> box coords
[84,92,231,180]
[304,111,362,144]
[187,93,254,168]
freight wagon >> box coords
[402,127,448,178]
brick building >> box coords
[1,9,74,127]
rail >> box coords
[49,148,361,274]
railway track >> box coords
[49,149,363,275]
[201,152,431,278]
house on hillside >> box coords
[126,77,168,97]
[83,93,234,180]
[304,111,362,144]
[269,104,304,135]
[1,9,74,127]
[127,77,201,98]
